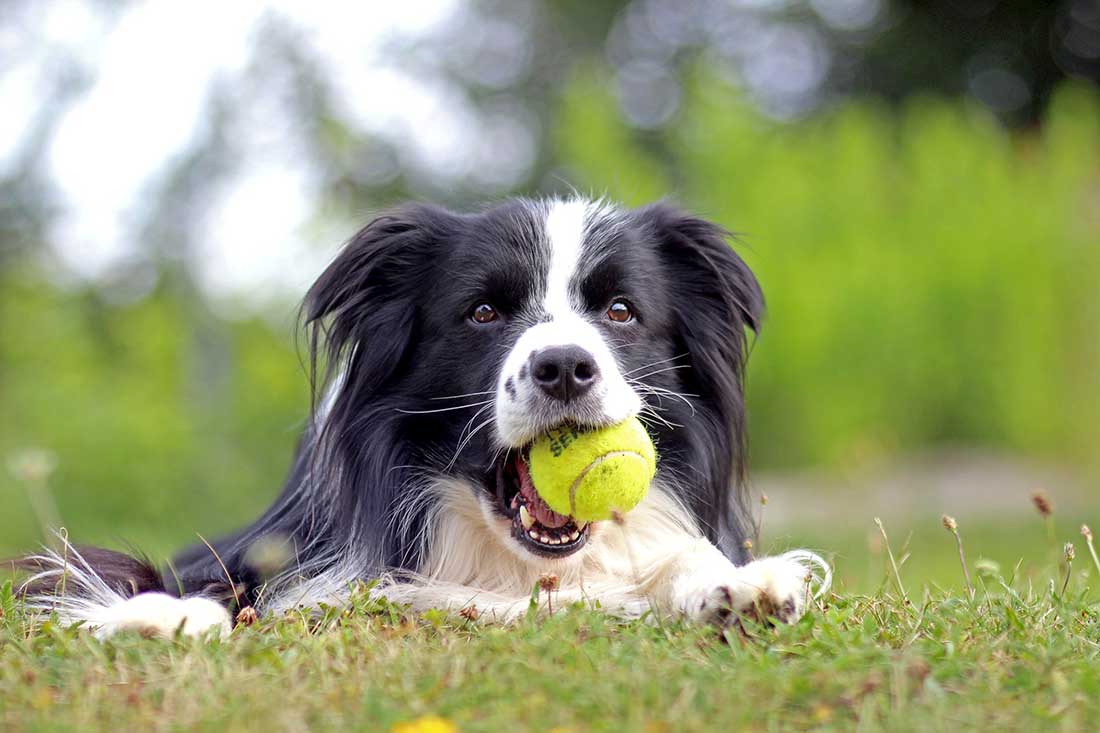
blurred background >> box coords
[2,0,1098,592]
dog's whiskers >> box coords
[629,380,697,417]
[457,402,494,439]
[396,400,493,415]
[447,412,497,471]
[429,390,495,400]
[445,403,497,471]
[486,444,507,472]
[636,405,681,430]
[624,353,690,376]
[628,364,692,381]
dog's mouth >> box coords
[496,449,590,558]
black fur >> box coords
[642,203,764,562]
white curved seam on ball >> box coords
[567,450,650,516]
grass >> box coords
[770,516,1100,596]
[2,521,1099,733]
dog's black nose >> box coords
[530,345,600,403]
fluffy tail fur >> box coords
[10,539,231,637]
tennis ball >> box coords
[527,417,656,522]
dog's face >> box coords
[306,198,763,567]
[433,199,666,560]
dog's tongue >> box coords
[516,456,571,528]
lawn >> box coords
[2,525,1099,733]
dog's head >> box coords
[305,198,763,567]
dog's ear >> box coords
[644,203,763,424]
[305,204,453,399]
[643,203,764,561]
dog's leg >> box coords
[662,540,830,627]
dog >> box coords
[17,197,829,636]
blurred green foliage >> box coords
[0,276,309,555]
[2,76,1098,556]
[560,73,1100,472]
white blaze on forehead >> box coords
[542,198,591,318]
[492,197,641,448]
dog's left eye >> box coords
[470,302,499,324]
[607,299,633,323]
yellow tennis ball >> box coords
[527,417,656,522]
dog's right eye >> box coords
[607,299,634,323]
[470,302,498,324]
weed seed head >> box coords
[1031,490,1053,518]
[235,606,258,626]
[7,449,57,483]
[538,572,560,592]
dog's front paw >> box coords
[680,551,830,628]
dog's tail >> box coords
[7,539,232,637]
[14,542,164,596]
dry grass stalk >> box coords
[1081,525,1100,580]
[1061,543,1075,597]
[873,518,908,603]
[942,515,974,599]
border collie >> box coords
[17,197,829,636]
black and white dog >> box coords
[20,197,829,636]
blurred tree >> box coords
[3,0,1097,295]
[836,0,1100,128]
[543,0,1100,129]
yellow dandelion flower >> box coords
[391,714,457,733]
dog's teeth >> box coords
[519,505,534,530]
[548,536,561,545]
[511,495,518,509]
[528,530,539,540]
[569,531,580,541]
